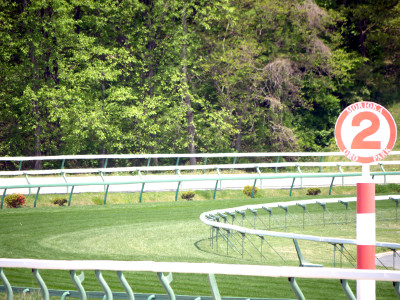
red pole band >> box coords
[357,245,376,269]
[357,183,375,214]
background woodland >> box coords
[1,0,400,168]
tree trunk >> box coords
[144,1,158,155]
[31,40,42,170]
[358,19,368,57]
[182,1,196,165]
[100,77,106,168]
[33,98,42,169]
[185,94,196,165]
[234,118,242,153]
[100,146,106,168]
[34,116,42,170]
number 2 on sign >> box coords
[351,112,381,149]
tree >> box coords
[317,0,400,106]
[2,0,390,159]
[0,0,74,168]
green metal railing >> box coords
[1,152,400,208]
[1,170,400,208]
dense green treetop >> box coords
[1,0,399,168]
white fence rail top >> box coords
[1,151,399,161]
[0,258,400,282]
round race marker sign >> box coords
[335,101,397,164]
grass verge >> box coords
[6,185,362,208]
[0,188,399,299]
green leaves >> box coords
[1,0,397,160]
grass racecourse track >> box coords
[1,187,400,299]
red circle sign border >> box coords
[335,101,397,164]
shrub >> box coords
[181,191,195,201]
[5,193,26,208]
[243,185,259,197]
[307,188,321,196]
[52,198,68,206]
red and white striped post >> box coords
[335,102,397,299]
[356,165,375,299]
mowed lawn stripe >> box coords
[0,195,399,299]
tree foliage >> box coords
[1,0,398,167]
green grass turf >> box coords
[0,190,400,300]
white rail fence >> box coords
[1,259,400,300]
[1,152,400,206]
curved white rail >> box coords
[200,195,400,249]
